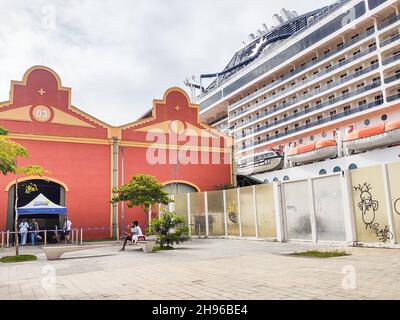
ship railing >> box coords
[388,92,400,102]
[384,73,400,84]
[377,14,400,31]
[231,63,380,131]
[226,27,376,112]
[382,52,400,66]
[241,99,385,150]
[229,35,376,116]
[380,33,400,48]
[199,0,353,101]
[236,81,381,139]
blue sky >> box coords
[0,0,333,125]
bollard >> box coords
[44,230,47,246]
[198,223,201,239]
[117,227,120,241]
[80,228,83,245]
[6,231,9,248]
[71,228,74,243]
[1,231,4,249]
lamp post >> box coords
[121,146,125,237]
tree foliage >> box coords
[0,126,48,256]
[111,174,170,212]
[148,211,191,248]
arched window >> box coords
[264,179,269,184]
[319,169,327,175]
[349,164,358,171]
[273,178,279,182]
[164,183,198,195]
[333,166,342,173]
[283,176,290,181]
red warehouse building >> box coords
[0,66,233,239]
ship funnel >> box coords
[256,29,263,37]
[281,8,292,22]
[273,14,284,26]
[291,10,299,18]
[248,33,256,41]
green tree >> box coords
[111,174,170,227]
[0,128,47,256]
[148,211,191,248]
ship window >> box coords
[283,176,290,181]
[310,136,315,141]
[349,164,358,171]
[322,132,327,138]
[319,169,327,175]
[299,139,303,144]
[381,114,388,121]
[364,119,371,126]
[333,166,342,173]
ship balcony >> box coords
[382,48,400,67]
[238,97,388,153]
[377,13,400,32]
[387,83,400,102]
[231,63,380,133]
[227,27,377,113]
[379,27,400,49]
[384,66,400,85]
[229,45,378,124]
[235,82,382,143]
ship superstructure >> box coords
[190,0,400,182]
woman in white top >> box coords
[19,219,29,246]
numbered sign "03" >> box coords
[32,105,52,122]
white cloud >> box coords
[0,0,333,126]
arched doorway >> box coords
[6,179,67,233]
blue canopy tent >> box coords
[17,194,67,215]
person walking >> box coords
[63,218,72,244]
[30,219,39,246]
[19,219,29,246]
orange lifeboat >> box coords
[343,120,400,153]
[287,140,338,165]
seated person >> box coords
[120,221,144,251]
[131,221,143,245]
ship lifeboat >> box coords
[343,120,400,153]
[237,150,284,175]
[287,140,338,165]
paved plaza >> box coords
[0,239,399,300]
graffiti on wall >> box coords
[354,183,393,243]
[226,201,238,224]
[394,198,400,215]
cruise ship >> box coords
[189,0,400,183]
